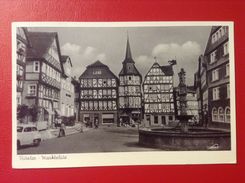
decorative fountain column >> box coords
[177,68,192,133]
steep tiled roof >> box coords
[123,37,134,64]
[26,32,57,58]
[79,60,118,80]
[119,37,141,77]
[204,26,228,55]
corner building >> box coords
[24,32,62,125]
[204,26,230,129]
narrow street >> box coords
[18,126,157,154]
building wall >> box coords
[205,26,230,129]
[144,114,175,126]
[118,74,142,121]
[79,64,118,125]
[16,28,28,106]
[60,77,75,117]
[80,111,118,125]
[143,63,175,126]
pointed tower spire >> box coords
[125,33,133,60]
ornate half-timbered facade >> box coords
[143,61,175,126]
[118,37,142,123]
[16,27,29,105]
[79,60,119,126]
[23,32,63,125]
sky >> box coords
[30,26,211,86]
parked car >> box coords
[17,124,41,149]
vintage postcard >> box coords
[12,22,236,168]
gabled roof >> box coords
[123,36,134,64]
[144,61,174,82]
[87,60,107,68]
[79,60,119,80]
[204,26,228,55]
[26,32,58,58]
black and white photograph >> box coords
[12,22,236,168]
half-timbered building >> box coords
[79,60,119,126]
[16,27,29,106]
[23,32,63,125]
[118,37,142,123]
[143,60,175,126]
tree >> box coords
[17,104,29,122]
[29,105,39,122]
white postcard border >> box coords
[12,21,236,169]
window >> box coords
[212,69,219,81]
[223,42,229,55]
[225,107,230,123]
[146,115,151,122]
[154,116,158,124]
[210,50,217,63]
[28,84,36,96]
[33,61,40,72]
[227,84,230,98]
[169,116,173,121]
[218,107,224,122]
[212,87,220,100]
[226,64,230,76]
[212,34,216,43]
[212,107,218,121]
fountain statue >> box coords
[177,68,192,132]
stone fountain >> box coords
[138,68,231,150]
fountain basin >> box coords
[139,128,230,150]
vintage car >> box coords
[17,124,42,149]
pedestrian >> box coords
[94,119,99,129]
[58,122,66,137]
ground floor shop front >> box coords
[80,111,118,127]
[144,113,175,127]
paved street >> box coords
[18,126,157,154]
